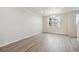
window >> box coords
[76,14,79,24]
[49,16,60,27]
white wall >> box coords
[67,12,77,37]
[77,24,79,41]
[43,12,77,37]
[0,8,42,47]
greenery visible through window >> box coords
[49,16,60,27]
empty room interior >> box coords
[0,7,79,52]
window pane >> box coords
[49,16,60,27]
[76,14,79,24]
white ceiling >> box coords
[26,7,79,16]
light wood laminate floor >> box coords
[0,33,78,52]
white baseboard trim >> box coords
[43,32,77,38]
[0,32,42,47]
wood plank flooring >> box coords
[0,33,78,52]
